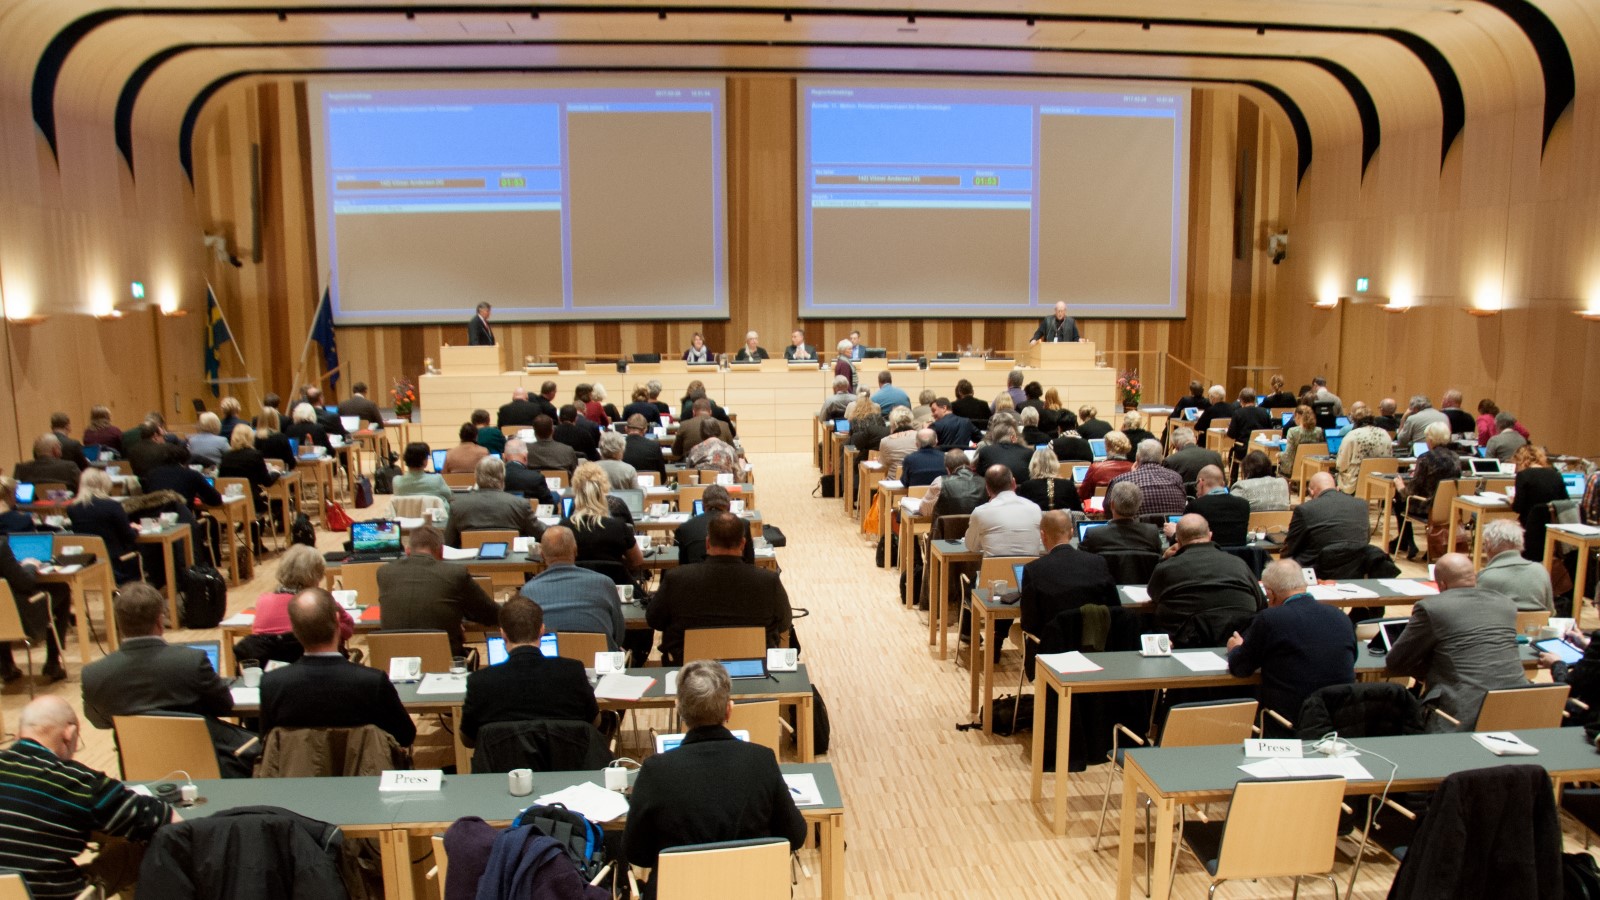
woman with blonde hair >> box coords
[251,544,354,642]
[1077,405,1111,440]
[1017,447,1082,512]
[283,401,330,451]
[1121,410,1155,449]
[1078,430,1134,501]
[565,462,644,574]
[253,406,297,470]
[1277,404,1325,478]
[219,424,279,516]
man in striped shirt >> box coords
[0,696,176,898]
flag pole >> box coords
[207,280,263,411]
[291,279,328,397]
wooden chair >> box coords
[556,631,610,665]
[1095,699,1259,892]
[727,699,783,756]
[0,582,55,697]
[1515,609,1552,637]
[30,482,71,499]
[337,562,383,605]
[388,494,446,521]
[652,838,791,900]
[541,469,570,489]
[458,530,517,551]
[1400,479,1460,562]
[1247,510,1293,535]
[1291,442,1330,497]
[113,714,222,780]
[55,532,123,644]
[441,472,477,489]
[675,484,706,513]
[471,574,495,600]
[1173,775,1346,898]
[682,627,766,663]
[1464,683,1570,732]
[425,833,449,893]
[365,630,454,674]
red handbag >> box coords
[324,498,354,531]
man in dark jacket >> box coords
[1226,560,1356,728]
[81,583,233,729]
[1279,472,1372,565]
[497,388,541,429]
[14,434,83,487]
[1020,511,1117,673]
[1187,465,1251,548]
[377,525,500,656]
[648,514,791,665]
[621,415,668,477]
[500,439,557,505]
[974,424,1033,485]
[48,414,89,471]
[553,405,600,461]
[1162,427,1223,493]
[1147,514,1263,647]
[929,399,976,450]
[459,597,598,745]
[623,660,806,899]
[672,486,754,566]
[915,450,987,520]
[900,430,946,487]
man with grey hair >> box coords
[1440,388,1476,434]
[1107,439,1186,517]
[877,406,920,479]
[623,660,806,893]
[520,526,626,649]
[916,449,985,519]
[596,430,639,490]
[443,456,545,547]
[501,437,556,504]
[819,374,853,421]
[1194,384,1234,448]
[1385,553,1527,730]
[1311,375,1343,417]
[1485,411,1528,462]
[1081,482,1162,555]
[831,340,858,394]
[1147,514,1263,646]
[1226,559,1357,729]
[1163,426,1223,494]
[1476,519,1554,612]
[975,419,1033,484]
[1396,395,1449,446]
[14,433,80,486]
[901,429,945,487]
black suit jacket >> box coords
[1226,595,1358,721]
[975,442,1033,485]
[503,461,556,504]
[1031,315,1080,343]
[142,463,223,508]
[218,448,279,512]
[900,448,946,487]
[66,497,142,583]
[460,646,598,743]
[1147,542,1263,646]
[1077,418,1113,441]
[1081,519,1162,555]
[950,397,990,423]
[1280,489,1372,565]
[52,431,89,471]
[259,655,416,744]
[1195,402,1236,447]
[622,434,668,476]
[623,726,806,874]
[314,407,348,438]
[672,514,755,567]
[80,636,233,729]
[553,423,599,461]
[1020,545,1117,649]
[497,399,540,428]
[1226,405,1274,443]
[467,315,495,346]
[1189,491,1252,547]
[14,458,81,486]
[930,415,976,449]
[376,554,500,655]
[1163,445,1224,491]
[124,439,178,477]
[647,556,791,665]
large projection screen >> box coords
[797,79,1191,319]
[306,76,727,325]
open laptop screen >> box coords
[1071,465,1090,483]
[350,520,402,554]
[431,449,447,472]
[6,534,52,563]
[609,489,646,517]
[1088,439,1107,459]
[1565,472,1586,497]
[1075,521,1108,544]
[13,483,35,504]
[181,641,222,673]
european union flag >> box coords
[311,288,339,388]
[204,285,231,397]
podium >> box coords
[1025,341,1098,369]
[439,345,505,375]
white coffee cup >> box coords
[508,768,534,796]
[636,534,652,553]
[239,663,263,688]
[617,584,634,603]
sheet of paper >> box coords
[220,613,255,627]
[660,512,690,523]
[229,687,260,706]
[1171,651,1229,673]
[395,516,426,530]
[1121,586,1151,604]
[441,546,477,561]
[416,673,468,695]
[899,497,922,514]
[513,537,535,554]
[1377,578,1438,597]
[878,479,904,490]
[534,781,631,823]
[1239,757,1373,780]
[1035,651,1103,674]
[1472,732,1540,756]
[862,460,884,470]
[783,773,824,807]
[1308,583,1379,601]
[594,673,656,701]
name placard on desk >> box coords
[1244,738,1303,758]
[380,770,443,792]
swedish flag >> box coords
[204,285,232,396]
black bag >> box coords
[512,803,606,881]
[812,685,831,755]
[815,474,837,498]
[957,693,1033,737]
[291,513,316,547]
[178,565,227,629]
[373,465,400,494]
[1565,853,1600,900]
[762,525,787,548]
[353,476,374,509]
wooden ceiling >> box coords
[0,0,1589,187]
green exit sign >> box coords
[1355,277,1369,293]
[130,281,145,299]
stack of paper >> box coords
[862,460,884,471]
[441,546,477,561]
[1172,651,1230,673]
[1377,579,1438,597]
[783,773,824,807]
[1239,757,1373,780]
[899,497,922,514]
[534,782,631,822]
[1308,583,1379,601]
[1472,732,1539,756]
[220,612,255,627]
[229,687,260,706]
[416,673,468,695]
[594,673,656,701]
[1035,651,1103,674]
[878,479,904,490]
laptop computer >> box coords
[1467,458,1501,475]
[1335,416,1350,430]
[1565,472,1586,498]
[1035,444,1049,452]
[340,415,360,432]
[348,519,403,560]
[485,635,510,665]
[1075,521,1108,544]
[609,489,646,517]
[431,449,447,473]
[1281,411,1295,428]
[6,533,53,564]
[1326,433,1345,456]
[1411,441,1428,458]
[1088,439,1107,460]
[477,541,509,560]
[833,419,850,434]
[1071,465,1090,483]
[287,437,300,458]
[720,657,768,679]
[13,483,35,505]
[180,640,222,673]
[692,499,705,516]
[1367,618,1409,655]
[1012,563,1025,590]
[561,497,575,518]
[655,729,750,754]
[82,445,102,463]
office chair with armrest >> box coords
[112,714,223,781]
[0,582,57,698]
[364,630,453,674]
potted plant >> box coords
[391,376,417,420]
[1117,370,1142,411]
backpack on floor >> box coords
[179,565,227,629]
[373,465,401,495]
[513,803,606,881]
[353,476,374,509]
[291,513,316,546]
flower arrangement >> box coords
[391,376,417,418]
[1117,370,1142,409]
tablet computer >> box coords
[476,541,509,560]
[1535,637,1583,665]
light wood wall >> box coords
[191,76,1287,428]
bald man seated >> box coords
[1019,511,1117,675]
[1384,553,1528,731]
[1146,514,1263,648]
[1279,471,1373,566]
[519,526,626,650]
[0,696,177,899]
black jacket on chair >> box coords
[1294,681,1425,740]
[470,719,610,774]
[1019,545,1117,673]
[137,805,348,900]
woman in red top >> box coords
[1078,430,1135,501]
[252,544,354,641]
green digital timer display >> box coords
[499,176,527,188]
[973,176,1000,186]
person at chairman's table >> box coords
[734,331,769,362]
[467,301,495,346]
[682,332,713,363]
[1030,301,1080,344]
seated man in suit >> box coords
[622,415,668,478]
[1192,386,1233,449]
[14,434,82,487]
[526,414,580,474]
[782,329,815,361]
[553,404,600,461]
[378,524,500,657]
[1226,560,1357,730]
[1372,397,1402,433]
[500,438,556,505]
[900,429,946,487]
[1384,553,1527,731]
[442,457,546,548]
[1162,427,1223,495]
[1475,519,1554,612]
[672,398,720,459]
[1279,472,1371,566]
[674,485,754,566]
[929,398,976,450]
[305,387,348,440]
[1224,388,1274,450]
[916,450,987,519]
[339,382,382,428]
[1185,465,1251,548]
[1081,482,1163,556]
[648,513,792,666]
[260,588,416,745]
[623,660,806,899]
[1108,439,1187,517]
[459,597,599,746]
[497,388,540,429]
[965,466,1043,558]
[1147,514,1263,647]
[520,526,626,650]
[1019,511,1117,674]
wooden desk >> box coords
[1114,729,1600,900]
[899,508,932,606]
[969,590,1022,735]
[876,481,906,567]
[855,460,884,524]
[263,469,303,545]
[1546,525,1600,615]
[34,553,115,655]
[927,539,979,659]
[1448,495,1516,569]
[135,523,194,627]
[841,447,859,515]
